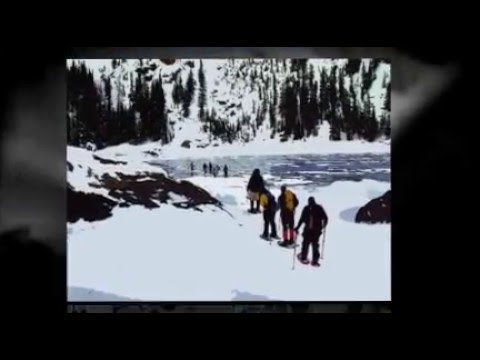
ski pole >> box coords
[292,229,297,270]
[320,226,327,260]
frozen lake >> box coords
[151,153,390,187]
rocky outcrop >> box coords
[355,190,391,224]
[96,173,220,211]
[67,185,117,223]
[93,155,127,165]
[181,140,191,148]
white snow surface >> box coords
[94,132,390,162]
[68,173,391,301]
[67,145,166,197]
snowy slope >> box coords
[68,174,391,301]
[68,58,391,154]
[67,145,167,198]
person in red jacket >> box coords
[295,196,328,267]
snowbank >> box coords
[93,136,390,163]
[67,145,166,197]
[68,176,391,301]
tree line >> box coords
[67,59,390,148]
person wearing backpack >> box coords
[294,196,329,267]
[259,188,279,240]
[246,168,265,213]
[277,185,299,247]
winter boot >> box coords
[297,254,309,265]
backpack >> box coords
[284,190,296,211]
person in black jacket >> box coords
[223,165,228,178]
[295,196,328,266]
[246,168,265,213]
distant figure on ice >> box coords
[216,165,221,177]
[295,196,328,267]
[277,185,299,247]
[224,165,229,178]
[209,162,213,175]
[203,163,208,176]
[213,164,218,178]
[247,168,265,214]
[190,162,195,176]
[259,188,279,240]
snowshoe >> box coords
[278,241,298,249]
[259,234,271,241]
[297,254,309,265]
[270,234,280,240]
[311,261,321,267]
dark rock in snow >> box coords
[181,140,191,148]
[143,150,159,157]
[67,161,74,172]
[93,155,127,165]
[355,190,391,224]
[67,184,117,223]
[98,173,221,211]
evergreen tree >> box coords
[319,67,329,122]
[151,73,167,142]
[345,59,361,76]
[382,81,391,138]
[299,78,309,136]
[328,65,340,140]
[349,77,359,139]
[172,75,183,106]
[279,80,298,137]
[269,103,276,134]
[198,60,207,121]
[182,69,195,117]
[272,72,278,106]
[384,81,391,112]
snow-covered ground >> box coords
[67,145,166,198]
[68,169,391,301]
[95,123,390,162]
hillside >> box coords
[66,58,391,153]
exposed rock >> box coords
[143,150,159,157]
[93,155,127,165]
[355,190,391,224]
[181,140,191,149]
[97,173,221,211]
[67,184,117,223]
[67,161,74,172]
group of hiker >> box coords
[247,168,329,267]
[191,162,228,178]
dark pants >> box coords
[300,230,321,263]
[280,211,295,242]
[262,210,277,237]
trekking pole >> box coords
[292,230,297,270]
[320,226,327,260]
